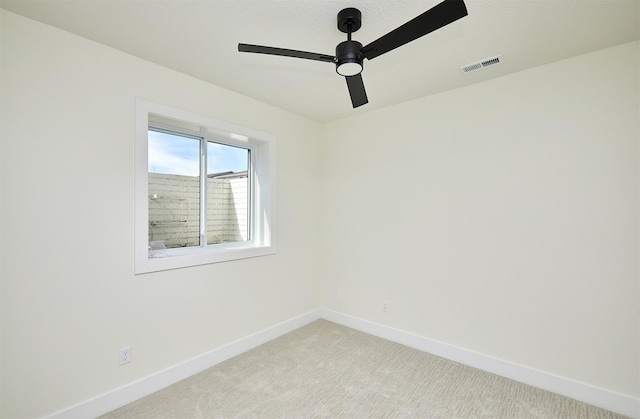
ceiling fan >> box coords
[238,0,468,108]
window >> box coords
[147,130,250,249]
[135,99,276,273]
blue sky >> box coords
[148,130,248,176]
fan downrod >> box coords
[337,8,362,33]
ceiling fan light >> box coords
[335,40,363,77]
[336,61,363,77]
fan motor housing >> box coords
[335,40,364,75]
[336,40,363,62]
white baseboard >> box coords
[47,310,322,419]
[319,308,640,419]
[47,308,639,419]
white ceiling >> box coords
[2,0,638,122]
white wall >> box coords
[0,10,322,418]
[2,9,639,418]
[320,41,639,399]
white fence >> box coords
[148,173,248,248]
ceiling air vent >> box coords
[460,55,503,73]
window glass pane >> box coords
[148,130,200,251]
[206,142,250,244]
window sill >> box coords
[135,243,276,274]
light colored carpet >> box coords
[101,320,627,418]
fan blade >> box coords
[345,74,368,108]
[361,0,467,60]
[238,43,335,63]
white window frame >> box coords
[134,99,276,274]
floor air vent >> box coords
[460,55,503,73]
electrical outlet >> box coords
[119,346,132,365]
[382,300,389,312]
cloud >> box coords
[148,130,249,176]
[206,142,248,174]
[148,131,199,176]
